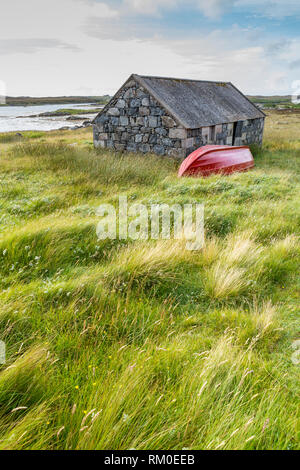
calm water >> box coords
[0,103,98,132]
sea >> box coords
[0,102,99,132]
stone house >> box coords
[93,74,266,158]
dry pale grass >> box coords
[222,231,262,266]
[199,236,221,266]
[202,232,299,300]
[269,234,298,256]
[260,235,299,275]
[264,110,300,148]
[202,232,262,299]
[106,238,194,288]
[250,300,277,335]
[204,262,247,299]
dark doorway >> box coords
[232,120,243,145]
[209,126,215,143]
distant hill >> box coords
[247,95,291,104]
[2,95,111,107]
[2,94,298,110]
[247,95,300,110]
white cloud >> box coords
[155,32,272,93]
[195,0,236,19]
[123,0,177,15]
[97,0,300,19]
[88,0,236,18]
[0,38,80,55]
[0,0,299,97]
[0,0,118,41]
[236,0,300,18]
[84,14,158,40]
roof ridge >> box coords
[228,81,266,118]
[93,73,265,129]
[135,74,230,85]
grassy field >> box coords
[248,96,300,110]
[0,110,299,450]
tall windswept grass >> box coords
[0,404,51,450]
[202,232,260,299]
[202,231,299,299]
[61,332,296,450]
[204,262,247,299]
[259,234,299,283]
[198,236,221,266]
[250,300,277,335]
[105,239,195,290]
[0,115,299,449]
[0,346,49,407]
[222,231,262,266]
[10,142,177,186]
[0,346,54,449]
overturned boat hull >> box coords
[178,145,254,177]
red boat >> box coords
[178,145,254,177]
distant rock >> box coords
[66,116,85,121]
[58,120,92,131]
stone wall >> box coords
[93,79,265,158]
[185,123,234,155]
[93,79,187,159]
[234,118,265,146]
[184,118,265,155]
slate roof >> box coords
[133,74,265,129]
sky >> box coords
[0,0,300,97]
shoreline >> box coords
[16,107,101,119]
[0,125,93,136]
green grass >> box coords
[0,115,299,450]
[248,95,300,110]
[37,108,101,117]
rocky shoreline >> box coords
[17,107,100,117]
[5,118,94,136]
[58,119,93,131]
[14,108,100,132]
[21,108,100,118]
